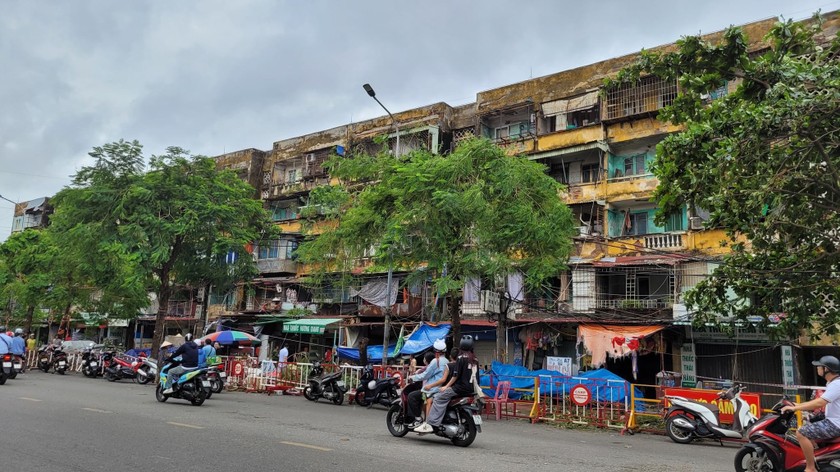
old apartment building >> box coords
[209,12,840,388]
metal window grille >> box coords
[603,76,677,121]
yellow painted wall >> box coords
[685,229,737,256]
[560,183,603,205]
[537,126,603,152]
[500,139,535,155]
[606,118,681,143]
[605,177,659,201]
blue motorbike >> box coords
[155,357,210,406]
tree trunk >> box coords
[496,311,507,363]
[200,282,211,335]
[150,274,171,362]
[450,295,461,348]
[24,305,34,335]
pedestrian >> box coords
[26,333,37,352]
[278,343,289,374]
[324,347,333,364]
[199,338,216,367]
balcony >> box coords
[537,126,603,152]
[595,298,672,310]
[256,258,298,274]
[643,233,684,250]
[605,174,659,200]
[560,182,601,205]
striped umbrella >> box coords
[198,330,261,346]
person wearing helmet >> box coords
[0,327,12,359]
[415,336,479,434]
[405,339,448,429]
[782,355,840,472]
[163,333,199,394]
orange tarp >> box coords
[577,324,664,367]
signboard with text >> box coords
[546,357,573,376]
[782,345,796,394]
[680,343,696,388]
[570,384,592,406]
[663,388,761,424]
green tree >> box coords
[607,14,840,336]
[296,138,577,353]
[0,231,57,333]
[51,140,276,357]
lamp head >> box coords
[363,83,375,97]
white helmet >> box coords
[184,333,193,341]
[14,328,23,335]
[433,339,446,353]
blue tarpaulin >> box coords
[480,361,643,405]
[337,323,451,363]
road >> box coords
[1,371,738,471]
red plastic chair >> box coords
[486,380,511,420]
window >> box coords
[495,126,509,140]
[287,169,297,183]
[269,202,298,221]
[257,240,298,260]
[623,154,648,176]
[581,164,600,183]
[626,212,648,236]
[664,210,685,232]
[550,163,570,184]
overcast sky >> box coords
[1,0,836,239]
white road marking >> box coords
[19,397,42,402]
[280,441,332,452]
[82,407,112,413]
[166,421,204,429]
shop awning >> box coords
[283,318,341,335]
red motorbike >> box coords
[102,351,144,382]
[735,397,840,471]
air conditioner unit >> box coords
[306,154,316,163]
[689,217,705,230]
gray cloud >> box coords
[0,0,833,237]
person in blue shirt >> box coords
[11,329,26,356]
[0,326,12,356]
[405,339,448,429]
[198,339,216,367]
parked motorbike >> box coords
[664,383,757,444]
[386,379,482,447]
[137,357,158,385]
[101,351,143,382]
[303,362,347,405]
[155,357,210,406]
[206,363,226,394]
[38,345,69,374]
[81,345,103,378]
[354,365,400,408]
[0,352,14,385]
[735,397,840,471]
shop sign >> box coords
[782,345,796,394]
[680,343,696,388]
[663,388,761,423]
[570,384,591,406]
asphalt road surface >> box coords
[1,371,738,471]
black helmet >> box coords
[459,335,474,352]
[813,356,840,373]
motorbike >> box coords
[664,383,757,444]
[101,351,144,382]
[386,379,482,447]
[735,397,840,471]
[38,345,69,374]
[81,346,103,378]
[155,357,210,406]
[303,362,347,405]
[137,357,158,385]
[206,363,226,394]
[354,365,400,408]
[7,353,23,379]
[0,352,14,385]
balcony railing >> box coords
[643,233,683,250]
[595,298,671,309]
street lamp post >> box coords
[362,83,400,157]
[362,83,399,367]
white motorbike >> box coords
[664,383,757,444]
[137,357,158,385]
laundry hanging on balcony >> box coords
[577,324,664,367]
[349,278,399,307]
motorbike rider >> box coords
[0,326,12,359]
[782,355,840,472]
[163,333,199,394]
[11,329,26,370]
[406,339,448,428]
[415,336,479,434]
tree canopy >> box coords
[296,137,577,343]
[49,140,276,355]
[608,14,840,337]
